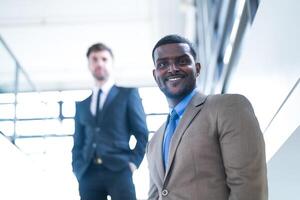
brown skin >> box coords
[88,50,113,87]
[152,43,201,108]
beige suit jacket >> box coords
[147,93,268,200]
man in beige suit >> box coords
[147,34,268,200]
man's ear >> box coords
[152,69,158,82]
[195,63,201,76]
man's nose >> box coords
[96,60,105,67]
[167,62,179,72]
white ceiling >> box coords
[0,0,190,92]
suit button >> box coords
[161,189,168,196]
[95,127,101,132]
[92,143,97,148]
[94,157,102,164]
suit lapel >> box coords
[154,123,167,182]
[81,95,97,124]
[100,85,119,117]
[164,93,207,178]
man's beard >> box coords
[161,83,195,100]
[93,73,108,82]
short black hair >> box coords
[86,43,114,58]
[152,34,197,61]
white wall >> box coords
[226,0,300,198]
[267,126,300,199]
[227,0,300,130]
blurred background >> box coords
[0,0,299,199]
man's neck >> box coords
[95,76,115,91]
[95,76,113,87]
[95,80,107,88]
[167,89,196,108]
[167,97,184,108]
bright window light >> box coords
[223,44,233,65]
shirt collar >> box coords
[92,77,114,95]
[170,89,197,118]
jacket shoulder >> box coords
[206,93,252,106]
[115,86,137,92]
[115,86,140,98]
[205,94,255,119]
[75,94,91,107]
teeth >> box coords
[168,77,181,81]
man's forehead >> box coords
[89,50,112,58]
[154,43,191,60]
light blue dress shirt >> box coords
[162,89,196,168]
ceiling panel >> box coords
[0,0,190,92]
[0,0,160,91]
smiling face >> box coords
[153,43,201,107]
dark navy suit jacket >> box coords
[72,86,148,181]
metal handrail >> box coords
[0,34,39,143]
[263,78,300,133]
[0,35,37,91]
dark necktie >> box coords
[163,110,179,169]
[95,89,102,118]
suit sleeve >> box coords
[127,88,149,168]
[71,102,85,179]
[218,95,268,200]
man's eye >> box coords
[157,62,168,69]
[178,58,189,65]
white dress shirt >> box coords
[90,78,114,116]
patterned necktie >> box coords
[163,110,179,169]
[95,89,102,118]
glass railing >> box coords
[0,35,37,143]
[0,36,16,93]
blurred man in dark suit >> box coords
[72,43,148,200]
